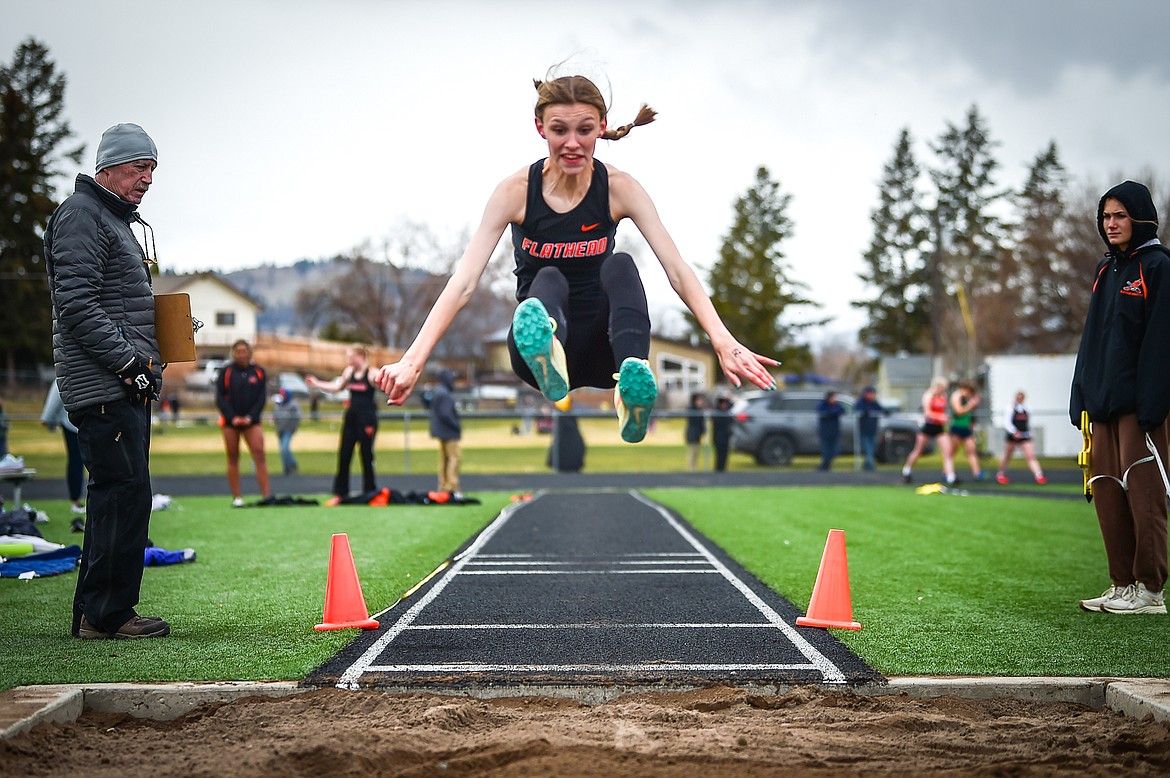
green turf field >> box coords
[3,486,1161,691]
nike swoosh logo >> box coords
[581,223,601,232]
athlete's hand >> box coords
[716,341,779,391]
[375,360,421,406]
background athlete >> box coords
[215,339,274,507]
[375,71,777,441]
[308,344,380,504]
[901,376,956,485]
[996,390,1046,485]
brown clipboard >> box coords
[154,293,197,363]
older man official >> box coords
[45,123,168,639]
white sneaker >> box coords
[70,504,86,515]
[1101,583,1167,614]
[1079,585,1122,612]
[232,497,245,508]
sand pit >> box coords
[4,684,1170,776]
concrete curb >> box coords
[3,677,1169,739]
[0,681,300,739]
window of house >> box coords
[215,311,236,327]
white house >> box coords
[153,272,262,356]
[985,353,1080,458]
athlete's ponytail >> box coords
[601,104,657,141]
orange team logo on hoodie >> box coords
[1121,277,1145,298]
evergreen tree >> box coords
[697,166,819,371]
[1012,141,1082,352]
[0,38,84,384]
[854,128,931,355]
[928,105,1009,364]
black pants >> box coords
[713,435,730,472]
[508,253,650,390]
[64,428,84,502]
[69,399,152,635]
[333,412,377,496]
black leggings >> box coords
[333,412,377,496]
[508,253,651,390]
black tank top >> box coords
[511,158,618,303]
[1011,405,1030,433]
[345,367,376,419]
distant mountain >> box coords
[221,258,350,334]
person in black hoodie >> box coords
[428,369,463,496]
[1072,181,1170,616]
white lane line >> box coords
[336,494,535,690]
[366,663,821,673]
[475,554,534,558]
[476,552,702,559]
[405,623,776,630]
[458,569,720,575]
[463,560,712,566]
[629,491,847,685]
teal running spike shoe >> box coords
[614,357,657,443]
[513,298,569,401]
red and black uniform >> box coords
[215,362,266,427]
[508,158,650,390]
[333,367,378,497]
[921,394,948,437]
[1071,180,1170,593]
[1005,404,1031,443]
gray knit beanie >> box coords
[95,123,158,172]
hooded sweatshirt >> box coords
[428,369,462,441]
[1070,181,1170,431]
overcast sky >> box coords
[5,0,1169,346]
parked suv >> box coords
[730,390,921,466]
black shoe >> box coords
[902,472,912,484]
[258,495,278,506]
[70,518,85,533]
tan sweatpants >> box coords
[438,439,461,493]
[1090,414,1169,592]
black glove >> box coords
[116,355,160,405]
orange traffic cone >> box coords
[315,533,380,631]
[795,528,862,630]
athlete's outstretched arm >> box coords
[375,173,525,405]
[306,366,352,394]
[609,167,779,390]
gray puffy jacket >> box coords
[45,175,162,413]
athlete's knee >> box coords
[600,252,639,284]
[530,266,570,296]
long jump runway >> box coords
[308,490,881,691]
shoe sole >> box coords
[513,299,568,401]
[617,360,657,443]
[1101,604,1167,614]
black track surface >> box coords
[306,490,882,691]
